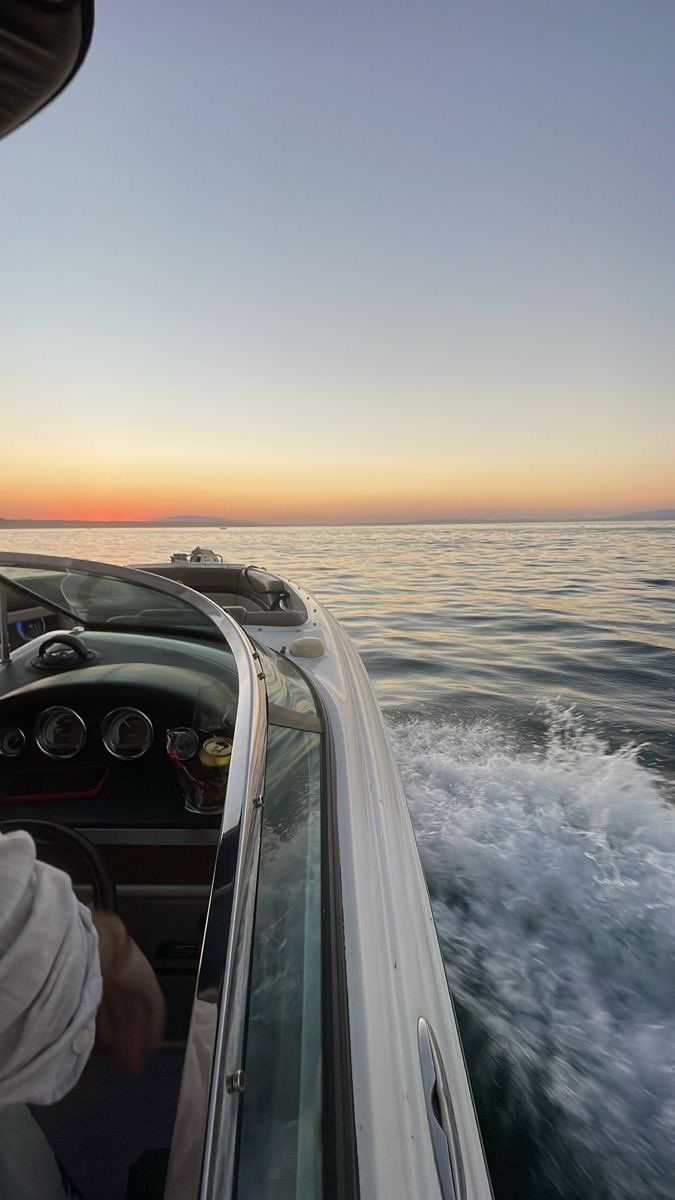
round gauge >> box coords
[166,727,199,762]
[35,707,86,759]
[16,617,47,643]
[0,727,26,758]
[102,708,153,760]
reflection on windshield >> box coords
[254,645,319,721]
[0,563,222,640]
[237,726,323,1199]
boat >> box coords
[0,550,493,1199]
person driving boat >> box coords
[0,828,165,1199]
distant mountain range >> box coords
[397,509,675,525]
[609,509,675,521]
[0,514,258,528]
[0,509,673,528]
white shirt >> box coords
[0,830,102,1108]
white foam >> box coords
[391,707,675,1199]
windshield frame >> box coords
[0,552,232,642]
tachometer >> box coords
[102,708,153,760]
[35,707,86,759]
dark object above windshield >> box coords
[0,0,94,140]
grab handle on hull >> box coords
[418,1017,467,1200]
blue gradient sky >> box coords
[2,0,674,521]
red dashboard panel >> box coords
[2,765,110,803]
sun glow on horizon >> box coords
[2,445,673,525]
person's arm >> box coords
[0,829,101,1106]
[0,830,165,1108]
[92,910,165,1075]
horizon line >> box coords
[1,509,674,530]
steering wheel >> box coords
[0,819,117,912]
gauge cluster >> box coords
[0,706,156,762]
[0,626,239,820]
[7,613,61,651]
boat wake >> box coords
[390,707,675,1200]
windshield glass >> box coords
[0,557,225,640]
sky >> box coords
[2,0,674,523]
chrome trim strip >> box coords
[163,609,268,1200]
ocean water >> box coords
[2,522,674,1197]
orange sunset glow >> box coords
[2,442,674,525]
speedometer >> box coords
[35,707,86,759]
[102,708,153,760]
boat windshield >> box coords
[0,555,226,641]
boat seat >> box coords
[204,594,306,626]
[203,591,258,612]
[139,565,309,627]
[242,609,307,627]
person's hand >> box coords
[92,911,166,1074]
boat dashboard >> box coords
[0,627,237,830]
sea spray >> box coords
[391,708,675,1200]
